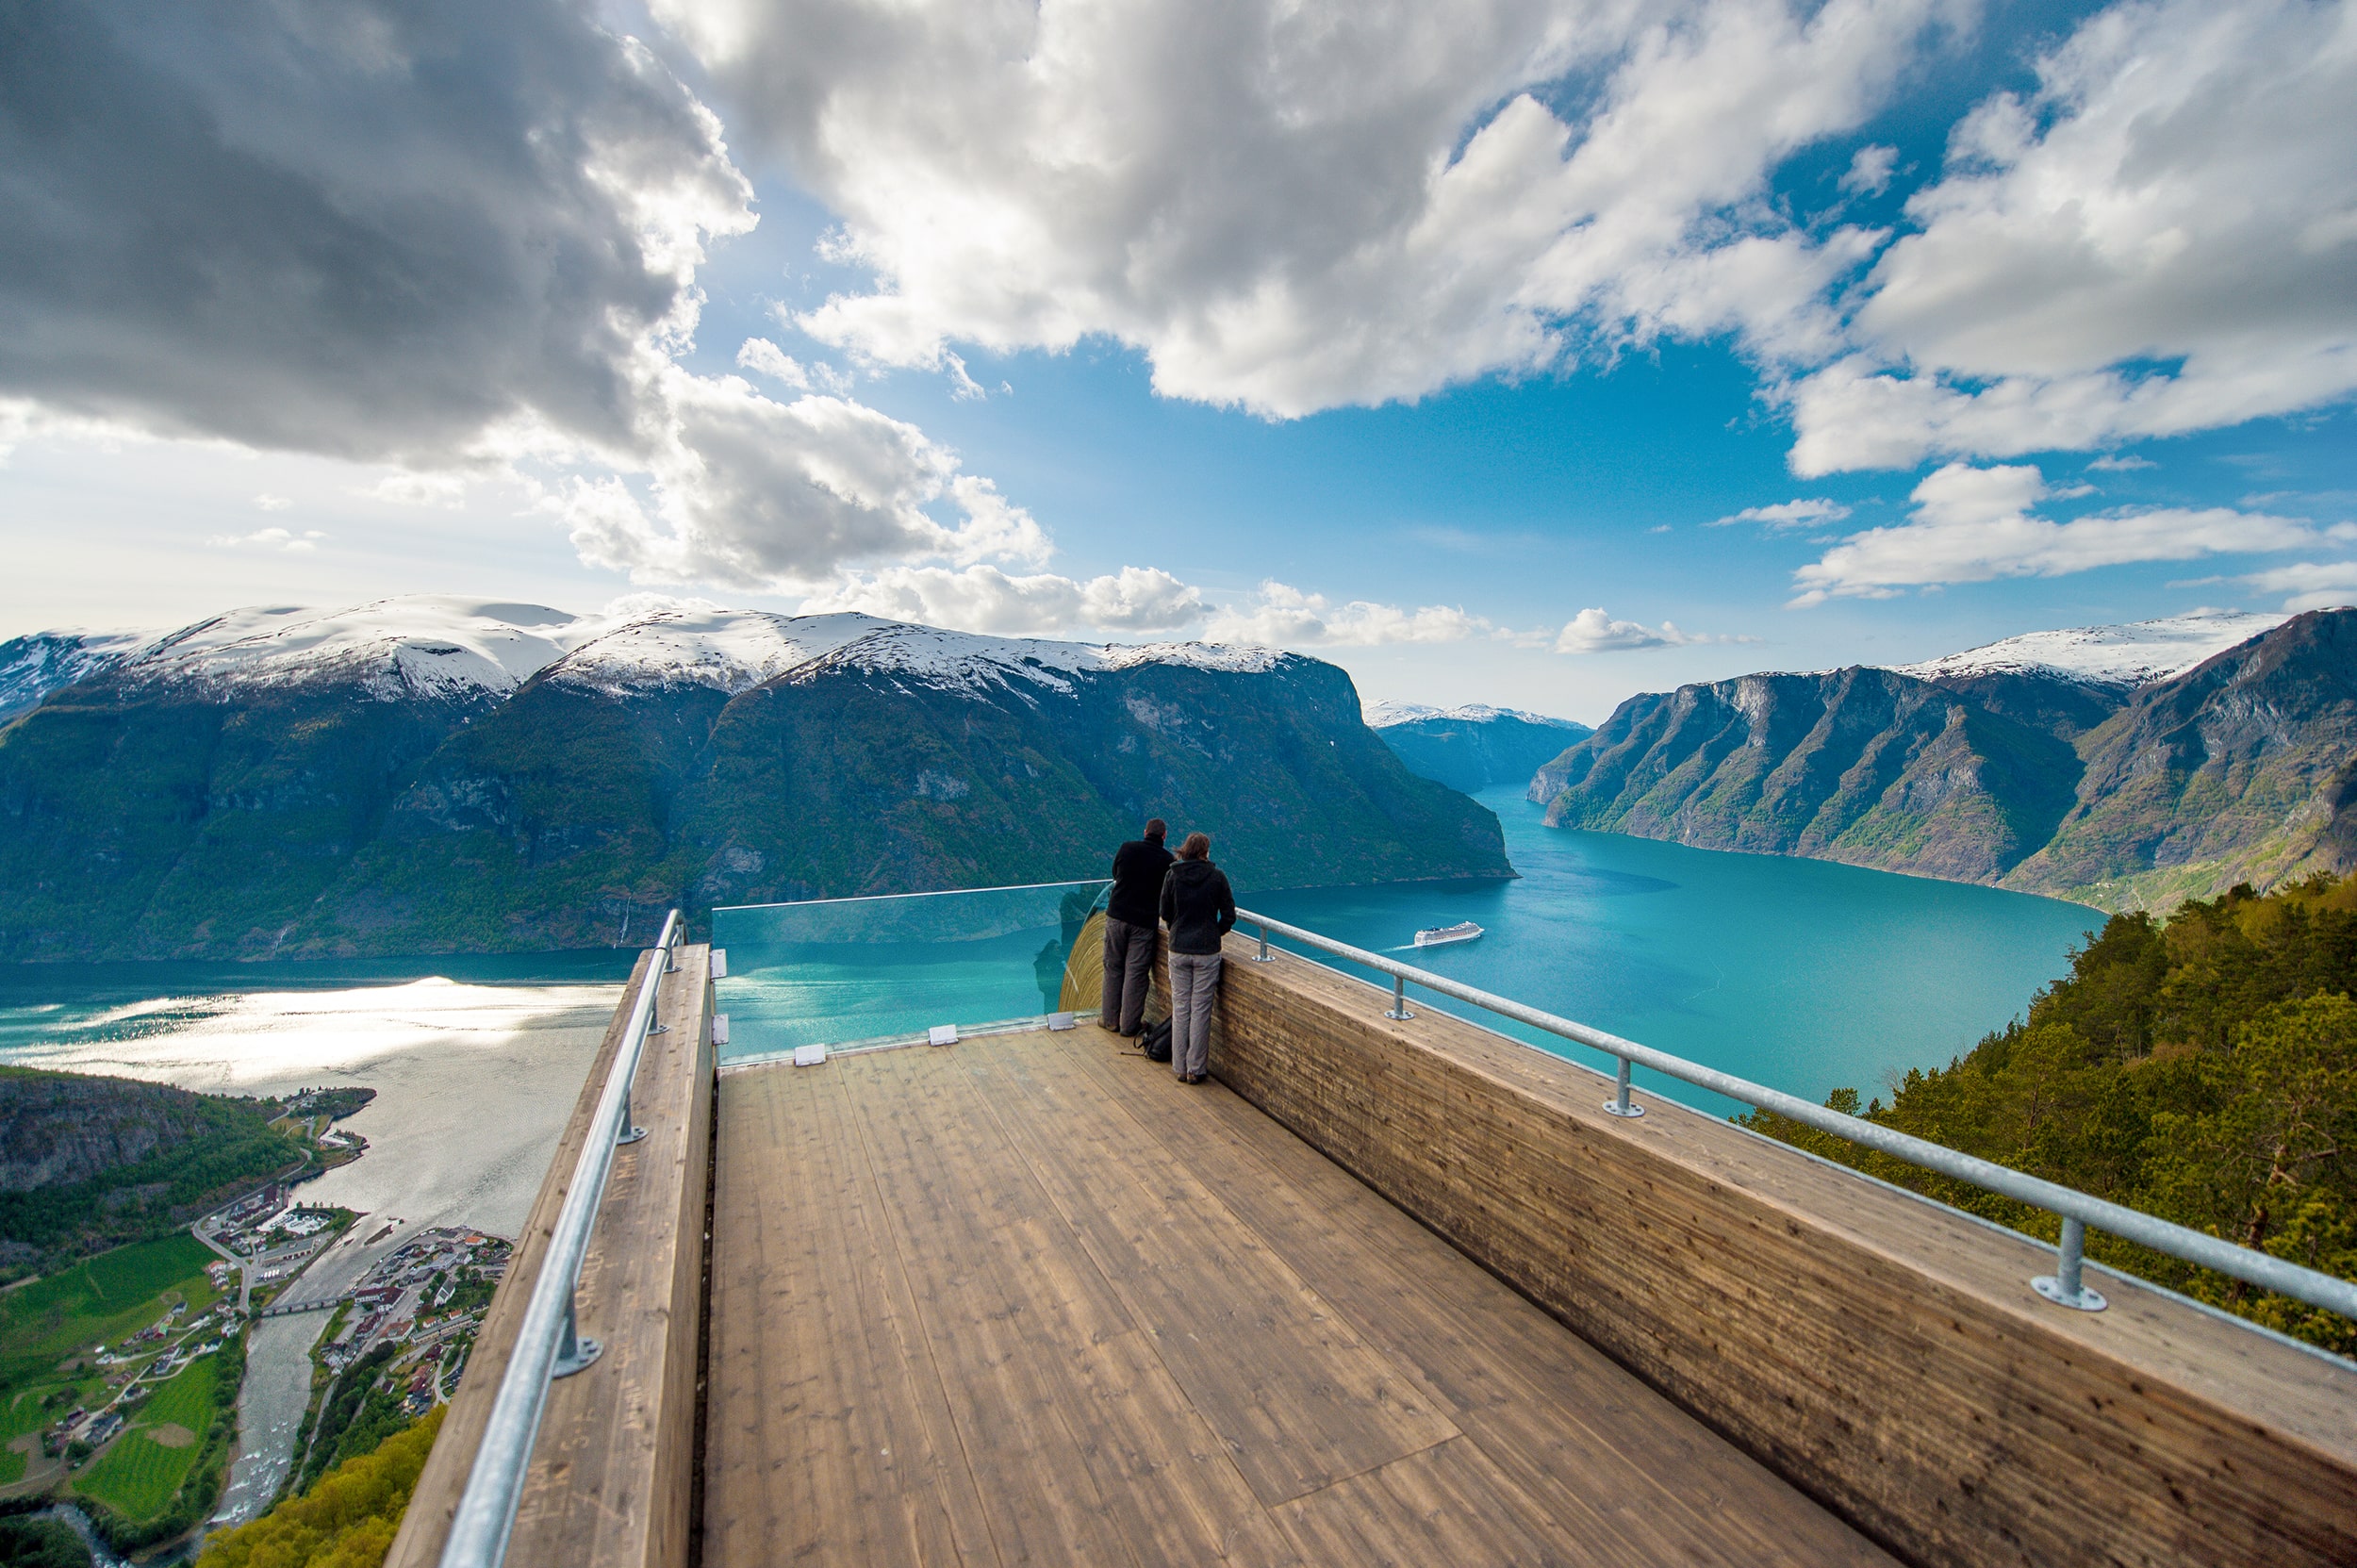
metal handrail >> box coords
[1234,906,2357,1325]
[438,910,683,1568]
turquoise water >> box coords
[0,799,2100,1117]
[1246,787,2101,1114]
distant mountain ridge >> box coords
[1530,609,2357,912]
[1367,701,1592,794]
[0,597,1508,960]
[1888,609,2289,690]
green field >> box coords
[0,1233,219,1392]
[0,1393,25,1483]
[74,1353,220,1521]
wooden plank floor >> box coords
[704,1028,1899,1568]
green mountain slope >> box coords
[0,609,1508,959]
[2003,609,2357,908]
[1532,666,2091,883]
[1528,609,2357,911]
[1371,707,1592,793]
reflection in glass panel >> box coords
[711,882,1112,1063]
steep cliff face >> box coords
[2003,610,2357,907]
[0,1070,268,1193]
[1532,668,2096,883]
[1366,703,1592,793]
[1528,610,2357,911]
[0,664,488,960]
[0,600,1509,958]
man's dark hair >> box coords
[1144,818,1167,842]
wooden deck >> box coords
[703,1025,1896,1568]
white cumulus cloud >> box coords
[800,563,1203,635]
[1788,0,2357,474]
[362,472,468,509]
[661,0,1959,418]
[1712,496,1853,529]
[1838,143,1898,196]
[207,527,324,553]
[1550,606,1744,652]
[1203,582,1494,647]
[2233,561,2357,613]
[559,372,1050,593]
[1791,460,2326,603]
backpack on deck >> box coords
[1140,1017,1173,1064]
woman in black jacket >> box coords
[1158,832,1235,1083]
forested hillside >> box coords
[1744,875,2357,1352]
[0,1070,300,1279]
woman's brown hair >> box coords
[1178,832,1211,860]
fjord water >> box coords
[1247,787,2101,1114]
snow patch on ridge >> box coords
[548,610,890,696]
[93,598,589,701]
[1364,701,1584,729]
[806,623,1291,697]
[0,630,150,719]
[1893,611,2290,689]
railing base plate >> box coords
[552,1337,604,1378]
[2032,1276,2107,1312]
[1601,1101,1646,1119]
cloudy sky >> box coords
[3,0,2352,718]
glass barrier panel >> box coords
[712,881,1112,1063]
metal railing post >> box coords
[1384,974,1414,1021]
[551,1285,602,1377]
[1603,1056,1644,1118]
[2034,1216,2108,1312]
[1230,904,2357,1328]
[1250,921,1275,963]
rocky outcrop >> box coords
[0,1069,281,1193]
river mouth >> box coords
[1,966,622,1543]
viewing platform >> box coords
[387,888,2357,1568]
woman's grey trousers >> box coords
[1167,950,1222,1079]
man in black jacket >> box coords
[1159,832,1236,1083]
[1098,818,1173,1036]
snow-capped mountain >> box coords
[0,594,1501,961]
[1892,610,2289,690]
[0,595,1297,711]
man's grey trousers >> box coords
[1168,950,1222,1079]
[1099,915,1156,1034]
